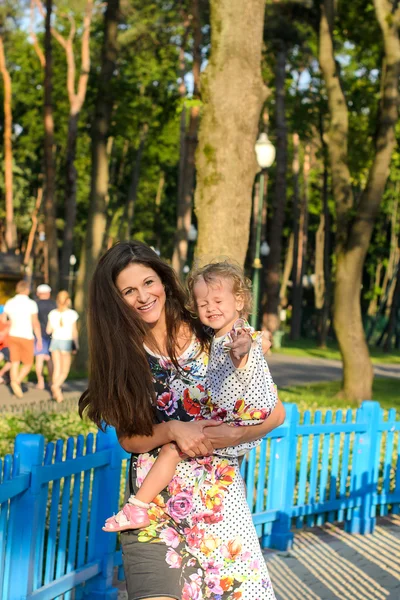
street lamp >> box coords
[250,133,276,329]
[68,254,77,299]
[188,224,198,242]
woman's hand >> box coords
[170,419,222,458]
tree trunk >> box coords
[319,0,400,400]
[316,132,331,348]
[24,187,43,267]
[153,171,165,251]
[0,36,17,250]
[123,123,148,240]
[264,47,287,332]
[367,260,383,317]
[194,0,267,267]
[43,0,59,290]
[291,142,310,340]
[172,0,202,277]
[172,105,200,275]
[279,232,294,308]
[74,0,120,370]
[382,261,400,351]
[58,0,94,290]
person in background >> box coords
[2,280,42,398]
[34,284,57,390]
[0,305,11,384]
[46,291,79,403]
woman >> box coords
[47,290,79,402]
[79,241,285,600]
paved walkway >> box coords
[264,515,400,599]
[114,515,400,599]
[266,353,400,388]
[0,353,399,410]
[0,379,87,411]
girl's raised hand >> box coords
[226,328,252,361]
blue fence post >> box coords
[346,401,380,535]
[8,433,45,600]
[263,403,297,551]
[86,427,122,600]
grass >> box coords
[278,377,400,412]
[274,337,400,365]
[0,403,97,457]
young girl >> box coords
[103,260,278,533]
[47,291,79,403]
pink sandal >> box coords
[102,502,150,532]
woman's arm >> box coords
[46,318,53,336]
[118,419,222,457]
[203,399,286,449]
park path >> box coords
[264,515,400,599]
[0,353,399,410]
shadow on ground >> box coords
[265,515,400,599]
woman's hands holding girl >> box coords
[169,419,222,457]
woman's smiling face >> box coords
[116,262,166,327]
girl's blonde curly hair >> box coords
[186,261,253,317]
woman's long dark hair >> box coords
[79,241,209,437]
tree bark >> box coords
[382,261,400,351]
[316,130,331,348]
[264,47,287,332]
[0,36,17,251]
[43,0,59,290]
[24,187,43,267]
[122,123,148,240]
[57,0,94,290]
[172,105,200,275]
[319,0,400,400]
[291,142,310,340]
[172,0,202,277]
[194,0,267,267]
[75,0,120,369]
[279,232,294,308]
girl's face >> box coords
[116,263,166,328]
[193,276,244,337]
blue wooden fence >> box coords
[0,400,399,600]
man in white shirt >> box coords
[2,280,42,398]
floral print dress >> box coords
[121,338,276,600]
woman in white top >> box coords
[46,290,79,402]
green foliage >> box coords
[0,403,98,457]
[274,338,400,364]
[279,378,400,412]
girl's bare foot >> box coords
[51,385,63,403]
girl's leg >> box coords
[103,443,183,532]
[134,442,182,504]
[55,351,72,388]
[0,361,11,379]
[51,351,63,401]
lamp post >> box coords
[68,254,77,299]
[186,224,198,271]
[250,133,276,329]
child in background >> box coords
[103,261,278,532]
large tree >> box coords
[75,0,120,367]
[194,0,267,266]
[0,35,17,250]
[53,0,94,290]
[43,0,59,290]
[319,0,400,399]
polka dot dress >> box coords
[125,338,277,599]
